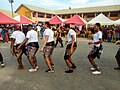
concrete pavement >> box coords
[0,38,120,90]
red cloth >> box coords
[0,12,19,24]
[64,15,85,25]
[49,16,63,24]
[14,15,34,24]
[19,15,34,24]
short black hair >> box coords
[27,24,33,28]
[95,23,101,27]
[45,22,51,28]
[64,24,70,28]
[56,25,60,28]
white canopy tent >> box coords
[113,19,120,25]
[87,13,113,25]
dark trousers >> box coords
[115,48,120,67]
[0,52,3,63]
[55,37,63,47]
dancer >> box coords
[88,23,103,75]
[18,25,39,72]
[40,22,55,73]
[64,24,77,73]
[10,26,25,70]
[55,25,63,48]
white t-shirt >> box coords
[26,30,38,43]
[36,26,41,32]
[93,31,102,47]
[43,28,54,42]
[67,29,76,43]
[10,31,25,45]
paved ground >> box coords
[0,38,120,90]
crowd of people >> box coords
[0,24,120,43]
[78,25,120,42]
[0,22,120,75]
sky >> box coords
[0,0,120,12]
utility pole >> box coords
[8,0,14,18]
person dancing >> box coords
[10,26,25,70]
[18,25,39,72]
[88,23,103,75]
[64,24,77,73]
[40,22,55,73]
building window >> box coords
[62,15,70,19]
[46,14,52,18]
[62,16,66,19]
[66,15,70,18]
[86,17,93,21]
[33,12,36,17]
[111,13,119,17]
[87,14,94,18]
[38,13,44,18]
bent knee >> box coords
[64,55,69,60]
[87,54,91,59]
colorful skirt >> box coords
[13,45,24,59]
[43,46,54,56]
[25,45,38,57]
[65,42,77,56]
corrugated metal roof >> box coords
[21,4,55,14]
[15,4,120,15]
[54,5,120,14]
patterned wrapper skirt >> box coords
[89,45,101,59]
[65,42,77,56]
[13,45,24,59]
[43,46,54,56]
[25,45,38,57]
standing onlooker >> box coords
[4,28,9,43]
[55,25,63,48]
[107,30,112,42]
[36,24,41,37]
[40,24,45,39]
[102,26,107,42]
[10,26,25,70]
[88,23,103,75]
[40,22,55,73]
[18,25,39,72]
[0,32,3,42]
[112,29,116,42]
[0,52,5,67]
[80,30,85,38]
[1,28,5,43]
[8,27,14,37]
[114,41,120,70]
[87,29,92,40]
[115,28,120,41]
[64,24,77,73]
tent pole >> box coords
[20,24,23,31]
